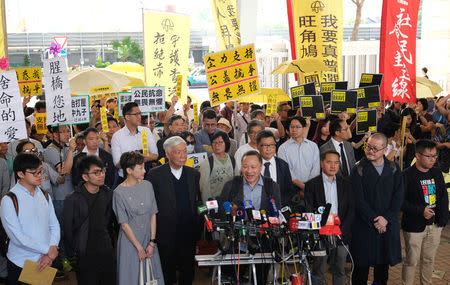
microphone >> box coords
[244,200,254,221]
[206,199,219,218]
[236,206,247,221]
[223,201,232,215]
[268,197,279,217]
[280,206,292,223]
[320,203,332,227]
[197,204,213,231]
[231,204,238,222]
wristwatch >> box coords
[150,239,157,244]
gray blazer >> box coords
[320,139,356,177]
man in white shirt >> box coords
[111,102,158,178]
[233,102,251,145]
[234,120,264,174]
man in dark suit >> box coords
[146,136,201,285]
[256,130,295,206]
[320,118,356,177]
[72,128,117,189]
[305,150,355,285]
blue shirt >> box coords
[243,176,264,210]
[0,183,60,268]
[322,173,338,215]
[278,138,320,184]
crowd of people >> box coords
[0,92,449,285]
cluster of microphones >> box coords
[197,197,343,260]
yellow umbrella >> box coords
[69,67,130,95]
[416,82,434,99]
[238,88,290,103]
[416,77,443,96]
[271,58,328,74]
[106,62,144,73]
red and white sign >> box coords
[53,36,68,50]
[379,0,420,103]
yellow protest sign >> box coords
[0,0,6,59]
[292,0,343,85]
[211,0,241,50]
[193,103,199,123]
[35,113,47,134]
[204,44,260,106]
[266,94,277,116]
[332,91,345,102]
[360,74,373,84]
[357,89,365,99]
[357,111,368,122]
[300,96,313,107]
[90,85,113,95]
[143,10,190,102]
[15,67,42,96]
[141,130,149,155]
[100,107,109,133]
[320,82,335,93]
[114,106,119,121]
[176,75,182,98]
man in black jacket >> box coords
[401,139,449,285]
[63,156,115,285]
[305,150,355,285]
[72,128,117,189]
[256,130,294,206]
[146,136,201,285]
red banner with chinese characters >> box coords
[379,0,420,103]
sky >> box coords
[6,0,383,33]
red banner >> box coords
[379,0,420,103]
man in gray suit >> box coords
[320,118,356,177]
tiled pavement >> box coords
[50,225,450,285]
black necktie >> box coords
[264,162,271,178]
[339,143,349,176]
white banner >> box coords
[131,87,165,113]
[0,70,27,142]
[71,95,90,124]
[44,57,73,125]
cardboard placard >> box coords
[299,95,325,119]
[291,82,316,110]
[118,92,132,117]
[330,90,358,114]
[35,113,47,134]
[266,94,277,116]
[131,87,165,113]
[71,95,90,125]
[356,109,378,134]
[353,85,381,109]
[193,103,199,123]
[358,73,383,88]
[15,67,42,96]
[320,81,348,103]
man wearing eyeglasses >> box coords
[401,139,448,285]
[156,115,185,160]
[256,130,294,207]
[111,102,158,180]
[350,133,404,285]
[63,155,116,285]
[194,109,220,154]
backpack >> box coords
[208,154,235,174]
[0,189,49,256]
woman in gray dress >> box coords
[113,151,164,285]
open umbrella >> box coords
[106,62,144,73]
[271,58,328,75]
[69,67,131,95]
[237,88,291,103]
[416,77,443,97]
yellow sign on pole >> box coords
[0,0,7,59]
[141,130,149,155]
[266,94,277,116]
[176,75,182,98]
[211,0,241,50]
[204,44,260,106]
[143,10,190,102]
[35,113,47,134]
[292,0,343,85]
[100,107,109,133]
[193,103,199,123]
[15,67,42,96]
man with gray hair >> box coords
[146,136,201,285]
[234,120,265,174]
[350,133,404,285]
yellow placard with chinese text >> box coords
[292,0,343,85]
[300,96,313,107]
[357,89,365,99]
[204,44,260,106]
[291,86,305,98]
[100,107,109,133]
[193,103,199,123]
[35,113,47,134]
[360,74,373,84]
[143,10,190,103]
[114,106,119,121]
[368,102,380,108]
[266,94,277,116]
[141,130,149,155]
[320,82,335,93]
[15,68,42,96]
[211,0,241,50]
[357,111,368,122]
[332,91,345,102]
[176,75,182,98]
[90,85,113,95]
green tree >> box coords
[23,54,32,66]
[111,37,144,64]
[95,57,111,68]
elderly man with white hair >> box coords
[146,136,201,285]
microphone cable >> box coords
[231,240,239,284]
[342,242,354,285]
[288,235,299,276]
[237,241,241,285]
[281,237,285,285]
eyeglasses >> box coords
[86,168,106,176]
[419,153,438,160]
[26,169,43,177]
[365,144,385,153]
[259,144,276,149]
[212,141,224,145]
[186,141,195,145]
[23,148,38,153]
[127,112,142,117]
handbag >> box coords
[139,258,158,285]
